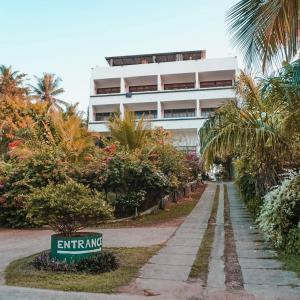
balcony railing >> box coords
[129,85,157,92]
[200,80,232,88]
[134,110,157,119]
[164,108,196,118]
[96,87,120,94]
[95,112,114,121]
[164,82,195,90]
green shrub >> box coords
[0,149,68,228]
[26,180,114,236]
[257,175,300,254]
[33,251,119,273]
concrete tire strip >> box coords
[227,183,300,300]
[134,183,217,297]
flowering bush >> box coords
[0,148,68,227]
[257,175,300,254]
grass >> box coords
[5,246,161,293]
[98,186,206,228]
[189,185,220,283]
[279,253,300,279]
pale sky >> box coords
[0,0,240,112]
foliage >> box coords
[257,175,300,254]
[0,65,28,98]
[29,73,68,111]
[33,251,119,274]
[227,0,299,72]
[25,180,113,236]
[0,148,68,227]
[108,111,150,150]
[200,69,300,193]
[0,94,46,156]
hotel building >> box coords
[88,50,237,153]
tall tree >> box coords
[227,0,299,72]
[199,70,300,190]
[0,65,28,97]
[29,73,68,111]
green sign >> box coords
[51,232,102,262]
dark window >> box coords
[200,80,232,88]
[164,109,195,118]
[129,85,157,92]
[164,82,195,90]
[134,110,157,119]
[201,107,217,117]
[96,87,120,94]
[95,112,113,121]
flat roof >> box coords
[105,50,206,66]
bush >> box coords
[257,175,300,254]
[0,149,68,227]
[26,180,114,236]
[33,251,119,273]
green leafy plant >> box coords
[33,250,119,273]
[257,175,300,254]
[25,180,114,236]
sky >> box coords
[0,0,240,112]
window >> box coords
[96,87,120,94]
[164,108,195,118]
[95,112,113,121]
[129,85,157,92]
[164,82,195,90]
[200,80,232,88]
[134,110,157,119]
[201,107,217,117]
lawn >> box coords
[98,185,206,228]
[279,253,300,279]
[5,246,161,293]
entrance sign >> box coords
[51,232,102,262]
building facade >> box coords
[88,50,238,153]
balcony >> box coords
[164,82,195,90]
[164,108,195,118]
[129,85,157,93]
[200,80,233,88]
[96,87,120,95]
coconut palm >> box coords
[29,73,68,111]
[199,71,297,187]
[108,111,150,150]
[0,65,28,97]
[226,0,299,72]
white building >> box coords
[88,50,238,153]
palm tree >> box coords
[108,111,150,150]
[199,71,296,188]
[226,0,299,72]
[29,73,68,111]
[0,65,28,97]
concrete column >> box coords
[157,75,162,91]
[120,78,126,93]
[90,77,95,96]
[196,99,200,117]
[195,72,200,89]
[89,105,94,122]
[157,101,162,119]
[196,127,201,154]
[120,103,125,119]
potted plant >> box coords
[26,180,113,262]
